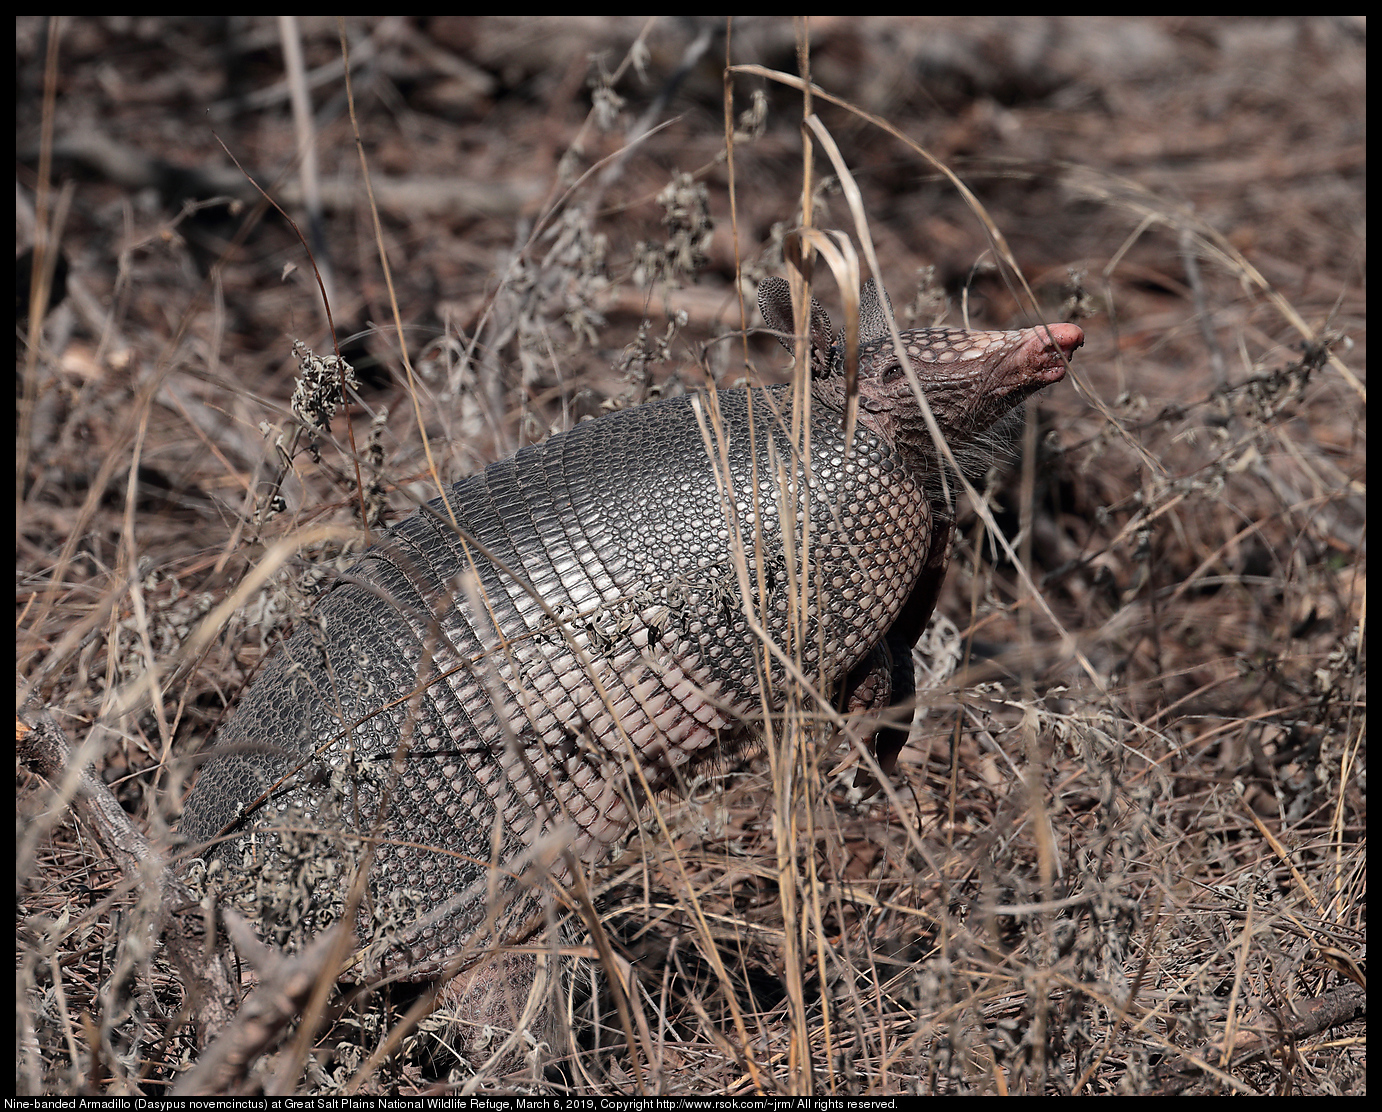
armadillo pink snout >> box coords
[1045,322,1084,356]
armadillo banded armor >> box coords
[178,383,933,973]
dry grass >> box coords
[17,16,1364,1096]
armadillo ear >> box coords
[758,276,838,376]
[858,278,895,346]
[757,277,795,345]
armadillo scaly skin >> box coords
[177,277,1082,978]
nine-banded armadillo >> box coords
[177,276,1082,986]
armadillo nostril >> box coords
[1045,323,1085,357]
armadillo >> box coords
[177,276,1082,987]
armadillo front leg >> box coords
[841,515,953,777]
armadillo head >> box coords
[758,276,1082,471]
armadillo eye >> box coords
[880,362,904,382]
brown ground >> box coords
[17,16,1365,1096]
